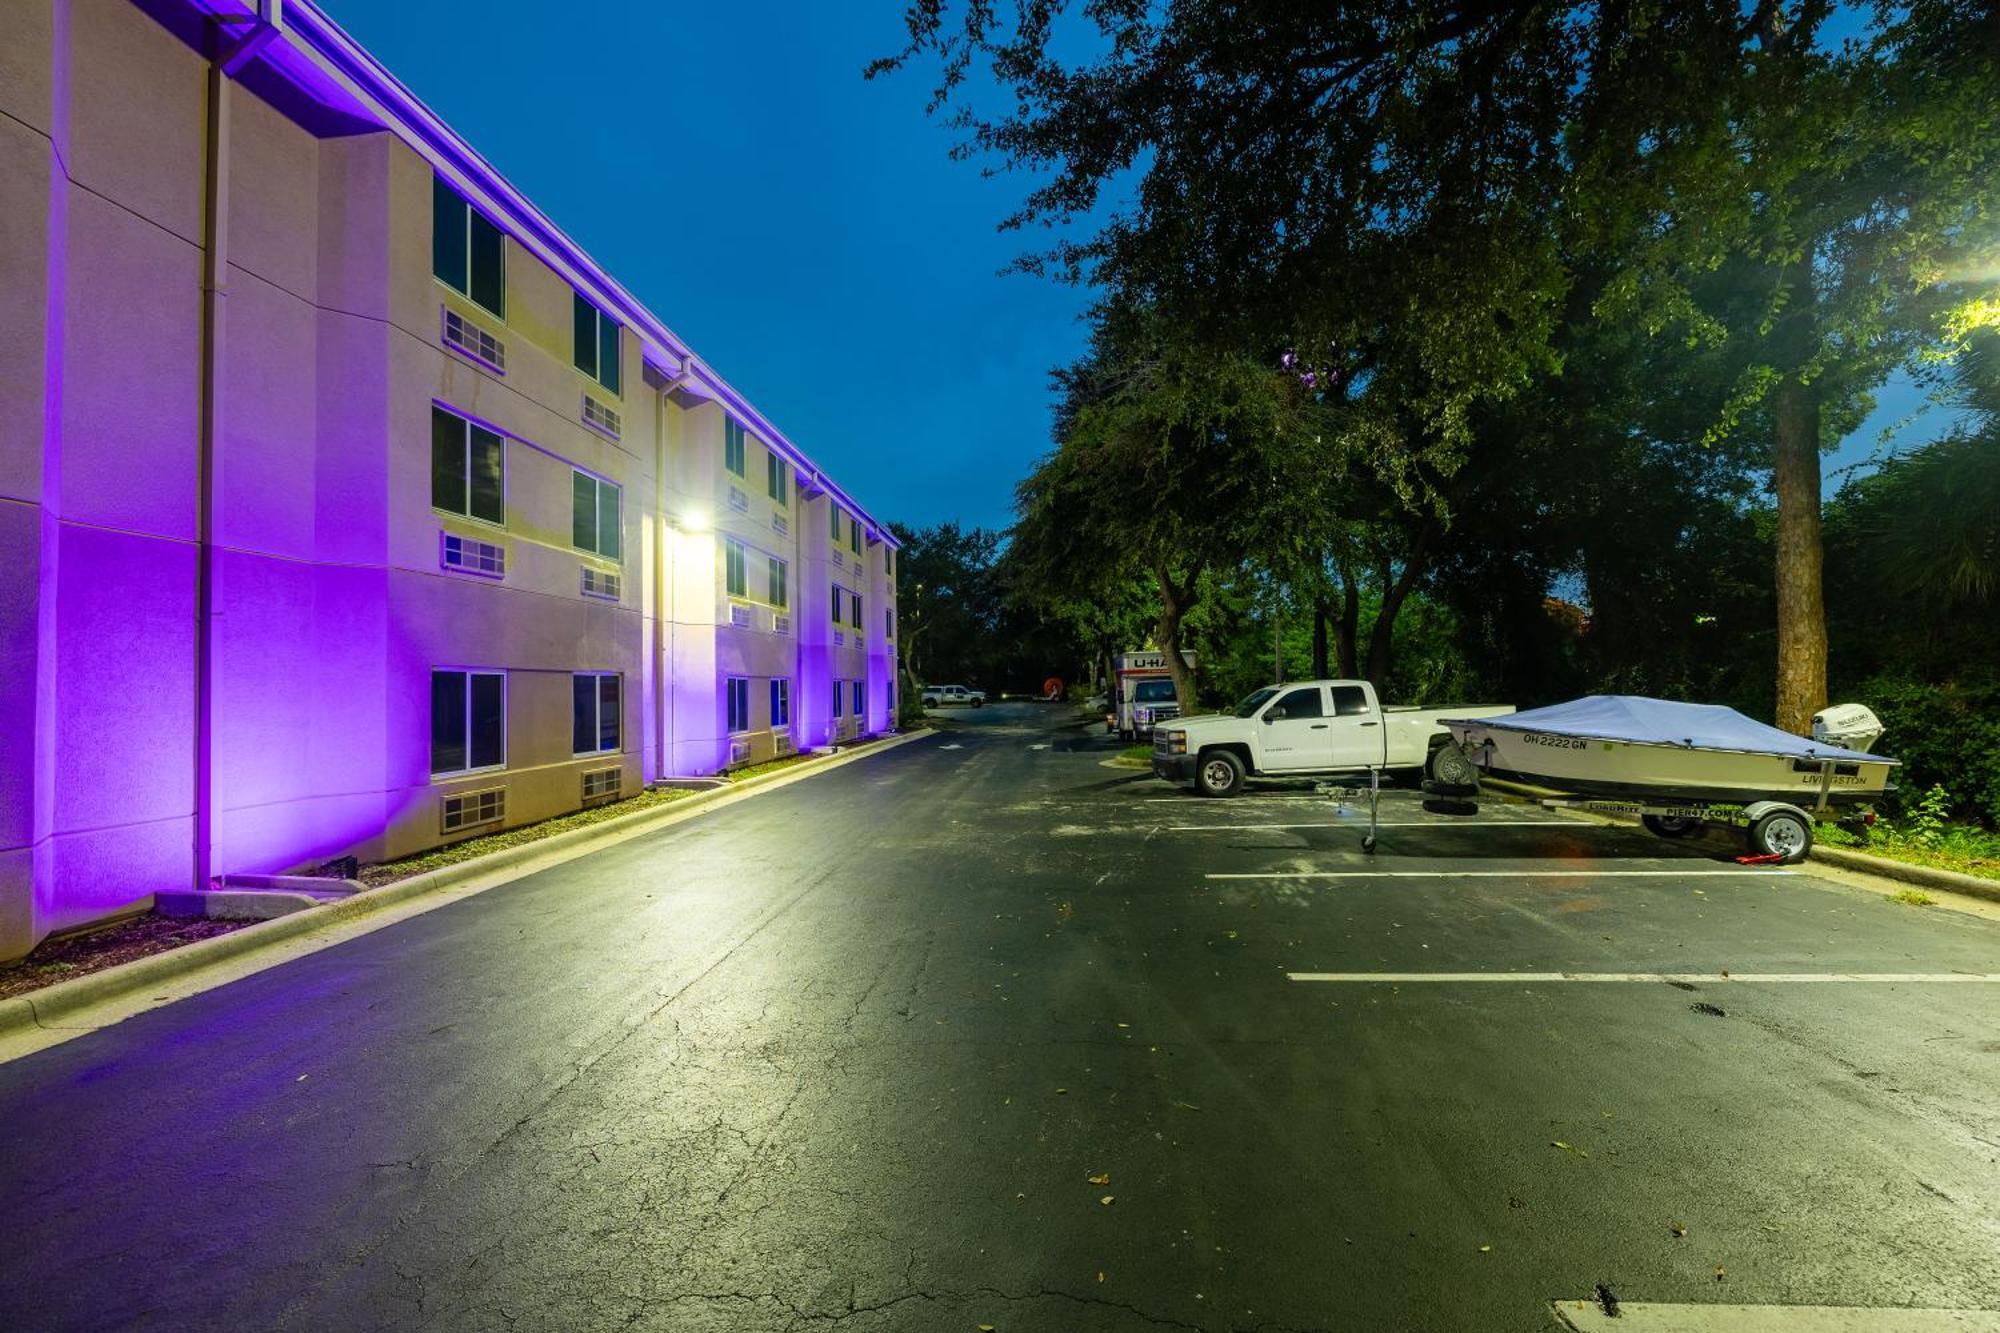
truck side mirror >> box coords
[1261,712,1277,724]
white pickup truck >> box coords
[1151,679,1515,797]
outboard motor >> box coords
[1812,703,1886,753]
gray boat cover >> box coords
[1442,695,1896,764]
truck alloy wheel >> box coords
[1196,751,1246,798]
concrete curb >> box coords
[1806,845,2000,904]
[0,729,935,1041]
[1478,776,2000,905]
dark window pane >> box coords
[832,681,842,716]
[432,176,467,291]
[572,291,597,378]
[469,673,505,769]
[597,482,620,560]
[598,315,620,395]
[1276,688,1323,720]
[468,424,504,524]
[571,674,595,754]
[431,406,466,514]
[851,594,862,628]
[469,211,505,316]
[1332,686,1370,717]
[598,675,620,751]
[431,670,466,773]
[572,471,596,551]
[853,681,863,714]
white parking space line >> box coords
[1290,972,2000,983]
[1163,820,1584,832]
[1208,869,1794,880]
[1554,1299,2000,1331]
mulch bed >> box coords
[0,914,248,1002]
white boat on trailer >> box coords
[1435,696,1899,862]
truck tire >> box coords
[1426,742,1480,791]
[1748,810,1813,864]
[1195,750,1246,798]
[972,698,983,708]
[1641,814,1703,839]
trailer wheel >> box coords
[1748,809,1813,864]
[1426,743,1480,790]
[1196,750,1246,798]
[1641,814,1703,839]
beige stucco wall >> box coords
[0,0,896,960]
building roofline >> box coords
[187,0,898,547]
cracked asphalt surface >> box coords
[2,702,1998,1331]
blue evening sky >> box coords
[322,0,1934,531]
[320,0,1093,533]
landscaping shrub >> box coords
[1857,676,2000,827]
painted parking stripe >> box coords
[1163,820,1584,831]
[1208,869,1794,880]
[1554,1299,2000,1331]
[1289,971,2000,983]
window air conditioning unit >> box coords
[441,531,505,577]
[441,308,505,371]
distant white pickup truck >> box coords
[1151,680,1515,797]
[922,683,986,708]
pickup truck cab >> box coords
[1152,680,1514,797]
[922,684,986,708]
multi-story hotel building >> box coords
[0,0,901,962]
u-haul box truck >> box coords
[1110,650,1195,740]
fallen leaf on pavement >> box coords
[1479,1245,1492,1253]
[1100,1195,1115,1206]
[1087,1172,1110,1186]
[1671,1222,1687,1238]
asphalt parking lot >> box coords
[1,702,1995,1331]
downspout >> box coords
[651,364,694,778]
[195,3,282,890]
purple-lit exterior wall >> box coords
[0,0,896,962]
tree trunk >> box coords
[1337,575,1360,679]
[1772,374,1827,734]
[1364,527,1435,692]
[1311,599,1331,679]
[1153,563,1201,712]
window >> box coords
[850,591,862,629]
[724,418,746,477]
[831,679,843,718]
[1332,685,1371,717]
[571,673,620,755]
[767,452,788,506]
[571,470,621,559]
[830,586,844,622]
[768,555,788,608]
[571,291,621,394]
[829,509,842,544]
[885,608,895,639]
[885,548,894,577]
[770,678,791,729]
[1271,687,1324,721]
[849,518,862,554]
[725,538,747,598]
[726,677,750,734]
[852,680,864,716]
[432,406,504,524]
[431,669,505,774]
[432,175,505,317]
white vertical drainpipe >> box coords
[196,2,283,890]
